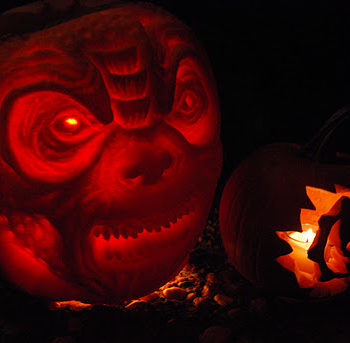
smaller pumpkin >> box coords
[219,107,350,299]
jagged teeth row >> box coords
[93,220,170,240]
[93,200,195,241]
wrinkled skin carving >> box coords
[0,4,222,303]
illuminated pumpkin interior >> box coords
[276,185,350,297]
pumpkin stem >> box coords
[300,106,350,162]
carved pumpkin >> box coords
[0,3,222,304]
[219,108,350,298]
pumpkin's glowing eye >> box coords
[63,117,80,131]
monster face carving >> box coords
[0,3,222,303]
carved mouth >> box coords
[0,194,199,264]
[0,194,209,302]
[91,197,196,240]
[87,197,201,265]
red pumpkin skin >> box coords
[219,138,350,298]
[0,3,222,304]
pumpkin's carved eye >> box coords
[166,57,218,146]
[175,86,205,124]
[59,117,80,132]
[44,110,99,151]
[8,91,106,183]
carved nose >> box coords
[124,151,173,185]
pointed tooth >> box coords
[102,226,111,241]
[170,217,178,224]
[120,226,129,239]
[93,225,103,237]
[113,227,120,239]
[145,225,153,233]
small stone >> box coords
[202,284,212,297]
[199,326,231,343]
[179,280,194,288]
[206,273,217,284]
[213,294,235,307]
[140,291,159,302]
[163,286,187,300]
[186,292,197,302]
[193,296,211,307]
[125,300,150,310]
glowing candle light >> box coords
[276,224,319,288]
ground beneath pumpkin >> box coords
[1,207,350,343]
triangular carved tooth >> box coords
[170,217,178,224]
[113,229,120,239]
[93,225,103,237]
[163,221,170,229]
[102,226,111,241]
[120,226,129,239]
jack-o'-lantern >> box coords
[0,2,222,304]
[219,107,350,299]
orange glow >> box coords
[288,228,316,244]
[276,186,350,297]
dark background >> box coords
[3,0,350,190]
